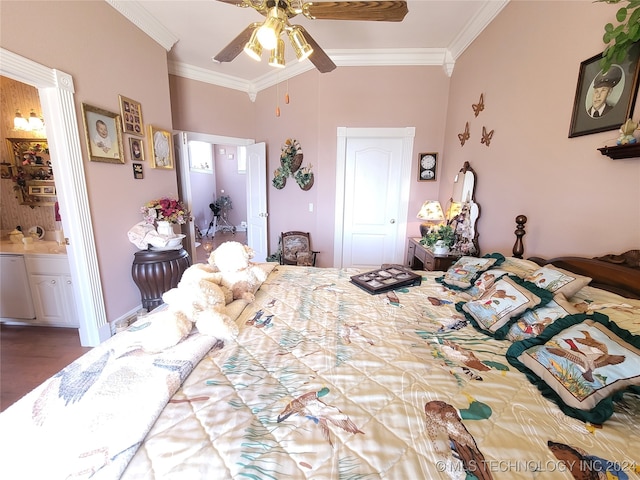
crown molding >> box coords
[106,0,179,51]
[170,48,454,101]
[448,0,509,60]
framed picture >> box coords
[0,164,12,179]
[148,125,174,169]
[118,95,144,137]
[569,50,640,138]
[81,103,124,163]
[418,152,437,181]
[129,137,144,162]
[27,181,55,197]
[132,163,143,179]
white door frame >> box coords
[334,127,415,268]
[174,131,260,259]
[1,48,107,346]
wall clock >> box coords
[418,152,437,181]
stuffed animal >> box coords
[617,118,638,145]
[134,309,193,353]
[207,241,268,302]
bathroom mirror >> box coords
[446,161,480,255]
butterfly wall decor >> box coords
[472,94,485,117]
[481,126,494,146]
[458,122,470,146]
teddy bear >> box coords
[207,241,268,302]
[132,241,268,353]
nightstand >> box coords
[406,237,459,271]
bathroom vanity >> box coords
[0,241,78,327]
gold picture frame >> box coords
[118,95,144,137]
[129,137,144,162]
[148,125,174,169]
[81,103,124,163]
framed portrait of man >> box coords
[569,49,640,138]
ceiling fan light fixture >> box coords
[288,26,313,61]
[243,29,263,62]
[268,38,286,68]
[257,7,285,50]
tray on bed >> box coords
[350,265,422,294]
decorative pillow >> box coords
[524,265,591,298]
[438,253,505,290]
[456,275,553,339]
[506,313,640,424]
[497,257,541,279]
[458,268,509,300]
[506,293,580,342]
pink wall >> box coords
[442,0,640,258]
[1,1,178,320]
[172,66,451,264]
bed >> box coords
[1,217,638,480]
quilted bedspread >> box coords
[119,264,640,480]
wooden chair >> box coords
[280,231,318,266]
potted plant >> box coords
[420,224,455,255]
[599,0,640,72]
[294,164,314,190]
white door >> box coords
[174,133,196,259]
[334,127,414,269]
[244,142,268,262]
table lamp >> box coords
[417,200,444,237]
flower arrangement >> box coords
[141,197,190,224]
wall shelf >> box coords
[597,143,640,160]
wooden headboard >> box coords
[512,215,640,299]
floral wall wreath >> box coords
[272,138,314,191]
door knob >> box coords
[390,219,396,224]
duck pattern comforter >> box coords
[121,263,640,480]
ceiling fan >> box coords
[213,0,409,73]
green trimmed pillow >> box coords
[458,268,509,300]
[524,265,591,298]
[439,253,505,290]
[497,257,541,279]
[506,313,640,424]
[506,293,580,342]
[456,275,553,339]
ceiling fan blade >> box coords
[213,24,258,63]
[304,1,408,22]
[299,27,336,73]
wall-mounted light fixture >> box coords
[14,109,45,132]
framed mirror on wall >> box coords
[6,138,56,206]
[446,161,480,255]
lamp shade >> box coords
[417,200,444,221]
[417,200,444,237]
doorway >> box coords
[1,48,107,346]
[334,127,415,268]
[174,132,268,263]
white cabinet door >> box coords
[0,254,35,319]
[25,255,79,327]
[29,273,67,325]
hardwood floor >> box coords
[0,324,91,412]
[195,230,247,263]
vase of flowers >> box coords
[141,196,190,236]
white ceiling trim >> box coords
[170,48,454,100]
[106,0,179,51]
[448,0,510,60]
